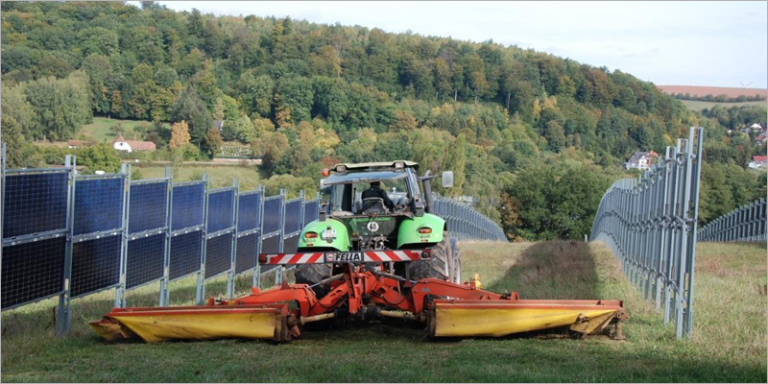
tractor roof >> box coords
[332,161,419,172]
[321,170,408,187]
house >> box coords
[67,140,93,149]
[625,151,658,170]
[212,120,225,133]
[748,156,767,169]
[754,134,767,146]
[112,134,157,153]
[742,123,766,134]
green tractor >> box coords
[295,161,460,291]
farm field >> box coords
[679,99,767,111]
[657,85,767,98]
[1,241,765,382]
[78,117,168,143]
[134,166,262,190]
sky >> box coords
[148,1,768,89]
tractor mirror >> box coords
[441,171,454,188]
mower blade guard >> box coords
[429,299,626,338]
[90,304,294,343]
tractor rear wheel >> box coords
[294,263,332,296]
[408,232,454,281]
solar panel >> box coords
[235,233,258,274]
[262,196,282,234]
[303,201,319,225]
[71,235,121,297]
[171,184,204,231]
[207,190,234,233]
[261,235,280,254]
[1,237,66,309]
[2,172,69,238]
[284,200,302,234]
[74,177,124,236]
[169,231,202,280]
[283,235,299,253]
[205,234,232,279]
[126,234,165,289]
[237,192,261,232]
[129,181,168,234]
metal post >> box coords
[115,164,131,308]
[195,174,209,305]
[276,188,286,285]
[159,167,173,306]
[664,146,678,324]
[684,127,703,337]
[0,144,5,277]
[56,155,76,336]
[226,179,239,299]
[253,185,265,289]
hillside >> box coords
[1,1,764,240]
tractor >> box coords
[293,161,460,295]
[91,161,627,343]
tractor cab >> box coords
[299,161,452,253]
[321,162,421,217]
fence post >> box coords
[115,164,131,308]
[226,179,240,299]
[159,167,173,306]
[275,188,286,285]
[56,155,76,336]
[0,144,4,287]
[195,174,209,306]
[253,185,265,289]
[684,127,703,337]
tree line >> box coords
[1,1,764,240]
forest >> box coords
[1,1,765,240]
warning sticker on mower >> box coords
[326,252,364,262]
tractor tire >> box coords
[294,263,332,297]
[408,232,453,281]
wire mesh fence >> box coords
[697,198,767,242]
[1,145,507,335]
[590,127,704,339]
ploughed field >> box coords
[1,241,765,382]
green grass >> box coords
[134,166,262,190]
[679,99,767,111]
[1,241,765,382]
[79,117,167,143]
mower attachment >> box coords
[91,260,627,343]
[90,304,297,342]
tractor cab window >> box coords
[327,179,410,214]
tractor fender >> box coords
[298,218,351,252]
[397,213,445,248]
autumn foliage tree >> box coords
[169,121,191,149]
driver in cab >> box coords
[362,181,395,211]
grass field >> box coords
[79,117,168,143]
[679,99,767,111]
[1,241,765,382]
[134,166,263,190]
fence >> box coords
[697,198,767,242]
[0,144,505,335]
[590,127,703,338]
[432,197,507,241]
